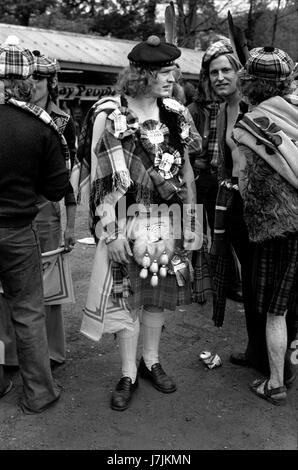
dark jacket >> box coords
[0,105,69,226]
[187,101,211,173]
[216,100,248,183]
[47,101,77,206]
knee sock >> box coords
[117,318,140,383]
[142,309,166,369]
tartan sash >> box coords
[210,181,239,256]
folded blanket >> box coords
[233,94,298,189]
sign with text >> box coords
[59,83,115,100]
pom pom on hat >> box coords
[0,41,36,79]
[32,50,60,77]
[128,35,181,68]
[4,35,20,46]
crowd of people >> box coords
[0,31,297,415]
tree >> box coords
[91,0,163,40]
[176,0,220,48]
[0,0,57,26]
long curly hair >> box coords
[238,76,295,105]
[3,77,35,102]
[115,65,160,98]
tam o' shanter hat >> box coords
[238,46,295,81]
[201,39,234,71]
[32,50,60,77]
[128,35,181,68]
[0,42,36,79]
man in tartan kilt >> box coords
[234,46,298,405]
[207,43,269,373]
[74,36,200,411]
[188,39,243,305]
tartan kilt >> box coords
[192,236,213,304]
[126,257,191,311]
[253,233,298,317]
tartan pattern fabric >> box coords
[92,105,190,214]
[34,53,60,77]
[239,47,295,81]
[192,235,213,304]
[210,182,238,257]
[210,187,242,327]
[207,102,220,167]
[210,253,229,327]
[8,98,70,171]
[201,39,233,71]
[111,262,131,299]
[71,96,121,205]
[126,257,191,311]
[253,234,298,317]
[0,44,36,79]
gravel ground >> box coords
[0,205,297,451]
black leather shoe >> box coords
[138,357,177,393]
[230,352,252,367]
[226,289,243,303]
[111,377,138,411]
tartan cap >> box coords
[0,43,36,79]
[238,46,295,82]
[128,35,181,68]
[32,50,60,77]
[201,39,234,71]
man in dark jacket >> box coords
[188,40,243,304]
[190,40,267,373]
[0,40,69,413]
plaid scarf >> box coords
[210,180,239,257]
[79,97,197,341]
[8,98,70,170]
[70,96,121,205]
[207,102,219,167]
[210,181,239,328]
[91,103,190,222]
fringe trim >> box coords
[112,170,132,192]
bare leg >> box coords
[266,314,287,389]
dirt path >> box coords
[0,206,297,450]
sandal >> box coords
[0,379,13,399]
[250,378,287,406]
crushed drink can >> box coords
[199,350,222,369]
[199,351,212,361]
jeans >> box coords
[0,223,60,412]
